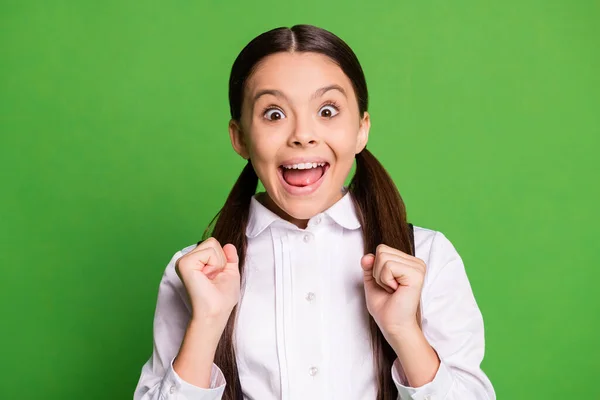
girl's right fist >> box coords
[175,237,241,323]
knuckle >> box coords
[175,257,188,273]
[382,259,394,271]
[210,246,224,262]
[379,252,391,264]
[175,258,186,279]
[206,237,221,247]
[376,244,387,253]
[412,259,425,272]
[199,237,216,248]
[374,268,383,283]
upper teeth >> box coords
[282,162,326,170]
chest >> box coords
[234,225,376,399]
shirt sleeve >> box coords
[133,248,227,400]
[392,231,496,400]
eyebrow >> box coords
[252,84,347,103]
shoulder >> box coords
[152,243,200,311]
[411,225,460,259]
[411,225,465,286]
[158,243,199,284]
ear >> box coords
[355,111,370,154]
[229,119,250,159]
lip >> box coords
[277,162,330,196]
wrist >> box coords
[385,324,441,388]
[385,323,424,355]
[188,316,228,345]
[191,305,234,327]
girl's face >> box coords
[229,51,370,227]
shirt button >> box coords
[169,385,176,394]
[308,366,319,376]
[303,234,312,243]
[305,292,316,302]
[314,216,322,225]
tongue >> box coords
[282,166,324,187]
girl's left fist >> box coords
[360,244,426,336]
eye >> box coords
[263,108,286,121]
[319,103,339,118]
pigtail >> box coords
[349,148,422,400]
[200,160,258,400]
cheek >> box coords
[245,133,281,182]
[326,123,361,157]
[245,128,281,162]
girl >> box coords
[134,25,495,400]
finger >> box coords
[198,261,226,281]
[200,243,238,279]
[384,262,422,288]
[361,254,376,279]
[180,248,222,276]
[175,253,212,285]
[202,255,227,281]
[191,247,223,277]
[201,266,220,280]
[376,246,414,262]
[222,243,241,277]
[372,252,393,287]
[207,238,227,268]
[379,261,400,291]
[376,243,423,265]
[200,243,239,277]
[372,251,398,293]
[175,257,183,281]
[361,254,375,282]
[361,254,375,271]
[223,243,239,265]
[374,260,396,294]
[377,248,425,272]
[193,237,226,267]
[191,237,221,252]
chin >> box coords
[281,201,324,220]
[276,189,341,221]
[259,162,346,222]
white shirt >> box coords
[134,189,496,400]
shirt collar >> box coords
[246,187,362,238]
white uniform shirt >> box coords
[134,189,496,400]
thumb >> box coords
[223,243,239,265]
[361,253,375,272]
[361,254,376,286]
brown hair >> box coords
[199,24,420,400]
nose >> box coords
[288,116,319,148]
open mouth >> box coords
[277,161,330,194]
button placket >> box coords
[292,230,323,396]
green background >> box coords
[1,1,598,399]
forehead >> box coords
[245,52,355,99]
